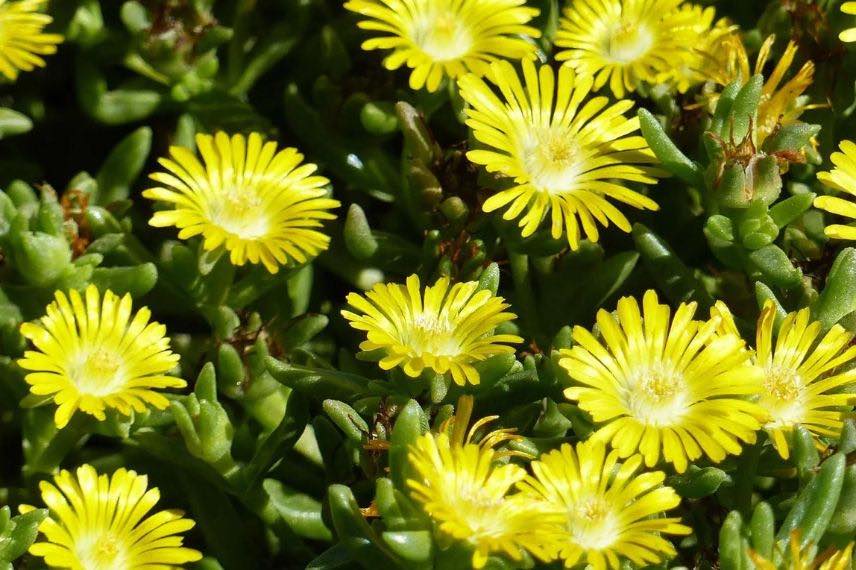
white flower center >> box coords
[70,348,126,396]
[523,129,583,194]
[74,531,131,570]
[625,363,690,426]
[605,22,653,63]
[209,188,270,239]
[405,313,463,357]
[412,11,473,61]
[457,488,508,536]
[568,497,619,550]
[761,365,806,428]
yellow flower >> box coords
[554,0,701,98]
[17,285,185,428]
[407,397,555,568]
[458,59,662,250]
[841,3,856,43]
[749,531,854,570]
[344,0,540,92]
[560,290,765,473]
[660,4,729,93]
[25,464,202,569]
[815,140,856,240]
[341,274,521,385]
[0,0,62,81]
[752,302,856,459]
[518,440,690,570]
[701,34,815,146]
[144,132,339,274]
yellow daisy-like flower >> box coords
[752,302,856,459]
[341,274,521,385]
[407,399,555,568]
[750,531,854,570]
[815,140,856,240]
[458,59,662,250]
[0,0,63,81]
[560,290,765,473]
[701,34,815,146]
[518,440,690,570]
[144,132,339,274]
[554,0,701,98]
[25,464,202,569]
[343,0,540,92]
[17,285,185,428]
[841,3,856,43]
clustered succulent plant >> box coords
[2,0,856,568]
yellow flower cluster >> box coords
[393,291,856,568]
[406,399,689,569]
[348,277,856,471]
[345,0,832,250]
[561,291,856,471]
[562,290,764,473]
[13,126,341,560]
[15,287,204,564]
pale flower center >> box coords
[457,488,508,536]
[761,365,806,427]
[523,129,582,194]
[568,498,618,550]
[70,348,126,396]
[605,22,653,63]
[405,313,463,357]
[412,11,473,61]
[209,187,270,239]
[625,363,689,426]
[74,531,130,570]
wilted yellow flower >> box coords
[144,132,339,274]
[344,0,540,92]
[751,302,856,459]
[662,5,728,93]
[25,464,202,569]
[561,290,765,473]
[554,0,702,98]
[341,274,521,385]
[750,531,853,570]
[408,398,556,568]
[697,28,749,87]
[17,286,184,428]
[0,0,62,81]
[701,34,815,145]
[815,140,856,240]
[518,440,690,570]
[841,3,856,43]
[458,59,662,250]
